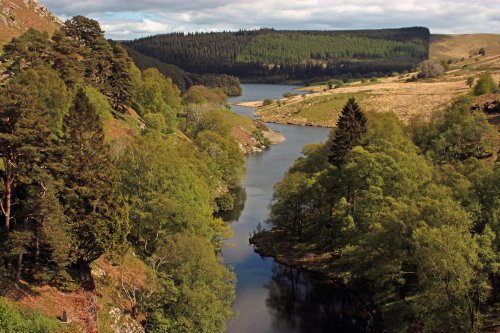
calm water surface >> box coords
[223,84,376,333]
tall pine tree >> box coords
[0,81,56,284]
[61,89,128,280]
[327,97,367,167]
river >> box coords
[222,84,376,333]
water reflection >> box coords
[216,188,247,222]
[266,263,378,333]
[224,84,375,333]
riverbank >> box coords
[234,50,500,128]
[250,226,500,332]
[249,230,337,280]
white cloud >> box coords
[40,0,500,40]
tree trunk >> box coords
[78,258,96,291]
[3,159,12,235]
[33,226,40,272]
[14,253,22,284]
[4,186,10,234]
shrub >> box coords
[473,72,498,96]
[417,60,444,79]
[406,75,418,82]
[262,98,274,106]
[252,129,271,148]
[282,92,298,98]
[0,298,61,333]
[143,113,168,133]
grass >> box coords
[430,34,500,61]
[255,54,499,126]
[250,34,500,127]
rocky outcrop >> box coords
[0,0,60,43]
[109,308,145,333]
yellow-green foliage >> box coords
[184,85,227,105]
[118,131,236,332]
[132,67,181,132]
[473,72,498,96]
[14,67,71,135]
[147,233,235,333]
[0,297,76,333]
[84,86,113,128]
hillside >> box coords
[243,34,500,127]
[124,45,242,96]
[0,0,60,44]
[0,15,274,333]
[124,27,430,81]
[430,34,500,60]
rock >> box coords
[109,308,145,333]
[91,266,106,278]
[61,310,70,323]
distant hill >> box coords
[123,44,242,96]
[0,0,60,44]
[430,34,500,60]
[124,27,430,81]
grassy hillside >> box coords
[125,27,430,80]
[250,34,500,127]
[430,34,500,60]
[0,0,60,44]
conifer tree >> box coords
[61,89,128,277]
[1,29,53,75]
[24,172,73,283]
[62,16,114,90]
[109,43,133,111]
[0,82,55,284]
[0,83,53,236]
[52,29,85,87]
[327,97,367,167]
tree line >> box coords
[0,15,244,332]
[124,45,242,96]
[124,27,430,80]
[261,96,498,332]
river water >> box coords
[222,84,376,333]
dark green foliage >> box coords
[327,98,367,167]
[109,43,134,111]
[61,89,128,266]
[265,102,499,332]
[125,27,430,80]
[0,83,53,235]
[1,29,53,75]
[0,80,73,285]
[62,16,114,90]
[123,45,242,95]
[1,17,135,112]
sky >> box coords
[41,0,500,40]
